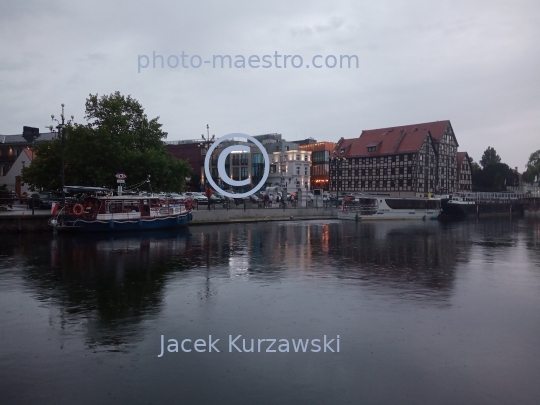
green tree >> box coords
[480,146,501,168]
[522,150,540,183]
[22,92,190,192]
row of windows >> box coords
[330,166,449,177]
[334,154,415,165]
[333,179,414,188]
[330,179,456,190]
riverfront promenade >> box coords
[0,205,338,233]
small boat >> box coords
[338,195,441,221]
[49,187,193,232]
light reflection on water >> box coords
[0,218,539,405]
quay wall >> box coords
[0,207,338,233]
[0,214,52,233]
[189,207,337,225]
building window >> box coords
[305,167,308,175]
[241,167,248,179]
[296,166,300,175]
[296,154,300,160]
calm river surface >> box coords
[1,218,540,405]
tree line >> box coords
[22,92,191,193]
[470,146,539,192]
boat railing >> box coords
[452,192,526,203]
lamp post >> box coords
[199,124,215,209]
[48,104,74,206]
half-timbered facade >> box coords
[457,152,472,191]
[330,120,461,196]
[329,128,438,196]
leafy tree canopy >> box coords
[522,149,540,183]
[22,92,190,192]
[479,146,501,168]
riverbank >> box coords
[0,207,338,233]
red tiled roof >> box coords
[359,120,453,144]
[23,148,35,161]
[456,151,469,168]
[334,128,434,158]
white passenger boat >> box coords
[338,196,441,221]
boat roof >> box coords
[64,186,110,193]
[95,196,183,200]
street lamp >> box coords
[199,124,215,208]
[47,103,74,206]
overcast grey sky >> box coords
[1,0,539,169]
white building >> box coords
[0,148,34,195]
[268,149,312,190]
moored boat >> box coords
[49,187,193,232]
[338,196,441,221]
[438,192,525,220]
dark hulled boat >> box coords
[439,192,525,220]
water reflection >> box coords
[1,219,536,352]
[0,230,192,351]
[2,219,540,405]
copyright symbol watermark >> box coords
[204,133,270,198]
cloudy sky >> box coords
[1,0,539,169]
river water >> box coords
[1,218,539,405]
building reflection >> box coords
[0,219,481,350]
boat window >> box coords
[385,199,440,210]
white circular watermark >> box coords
[204,133,270,198]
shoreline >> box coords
[0,207,338,233]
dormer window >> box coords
[367,141,381,153]
[340,149,345,154]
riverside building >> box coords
[330,120,466,197]
[298,142,336,191]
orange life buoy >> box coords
[73,203,84,216]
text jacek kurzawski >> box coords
[157,335,340,357]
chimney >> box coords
[22,126,40,143]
